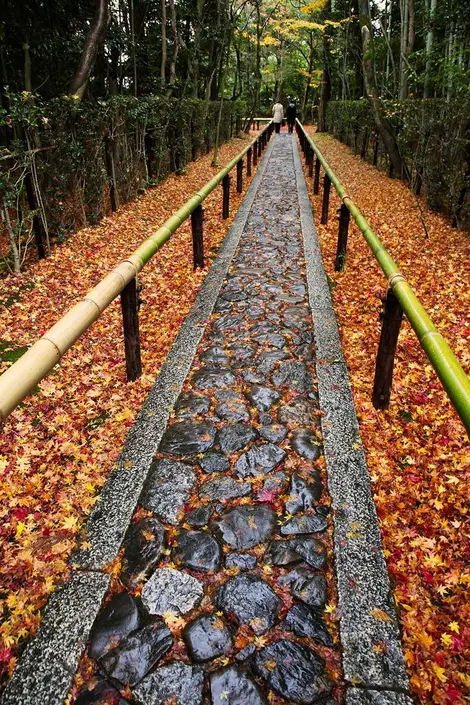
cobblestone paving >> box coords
[75,134,343,705]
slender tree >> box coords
[69,0,111,99]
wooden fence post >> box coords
[258,136,262,158]
[253,141,258,166]
[247,147,252,176]
[308,148,314,178]
[120,277,142,382]
[372,289,404,409]
[321,174,331,224]
[335,204,350,271]
[314,157,321,195]
[222,175,230,219]
[237,160,243,193]
[191,205,204,269]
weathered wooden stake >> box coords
[237,159,243,193]
[372,290,404,409]
[321,174,331,224]
[247,147,252,176]
[335,203,350,271]
[253,141,258,166]
[308,148,314,178]
[120,277,142,382]
[314,158,321,194]
[222,175,230,219]
[191,205,204,269]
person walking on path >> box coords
[286,99,297,133]
[272,100,284,134]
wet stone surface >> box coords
[100,621,172,686]
[173,530,222,572]
[210,666,267,705]
[121,517,166,589]
[254,640,331,703]
[215,574,281,634]
[211,505,277,549]
[183,614,233,662]
[81,135,341,704]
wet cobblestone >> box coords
[75,133,343,704]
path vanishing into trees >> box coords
[0,127,469,705]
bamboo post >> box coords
[308,148,314,178]
[191,205,204,269]
[372,290,404,409]
[314,156,321,194]
[247,147,252,176]
[335,204,350,271]
[321,174,331,224]
[222,174,230,219]
[120,277,142,382]
[253,141,258,166]
[237,159,243,193]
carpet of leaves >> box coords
[0,132,260,692]
[303,128,470,705]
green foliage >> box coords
[0,95,245,245]
[326,99,470,228]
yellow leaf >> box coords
[449,621,460,634]
[62,515,78,530]
[440,633,452,646]
[15,521,26,539]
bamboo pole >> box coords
[0,122,272,422]
[296,119,470,436]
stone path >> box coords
[2,133,413,705]
[75,134,341,704]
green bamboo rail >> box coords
[0,121,273,422]
[296,118,470,436]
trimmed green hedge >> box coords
[325,99,470,229]
[0,95,245,251]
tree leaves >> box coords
[0,134,256,693]
[305,128,470,705]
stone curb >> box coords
[293,142,413,701]
[1,140,276,705]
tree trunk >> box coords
[399,0,409,99]
[70,0,110,99]
[423,0,437,98]
[360,0,405,177]
[23,40,32,91]
[161,0,167,87]
[318,28,331,132]
[211,26,232,167]
[130,0,137,96]
[301,33,314,117]
[1,202,21,274]
[166,0,179,96]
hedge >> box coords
[0,95,245,265]
[325,99,470,229]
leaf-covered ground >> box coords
[0,133,261,691]
[303,128,470,705]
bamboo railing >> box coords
[296,119,470,436]
[0,121,273,422]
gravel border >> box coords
[293,140,413,701]
[0,139,275,705]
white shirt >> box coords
[272,103,284,123]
